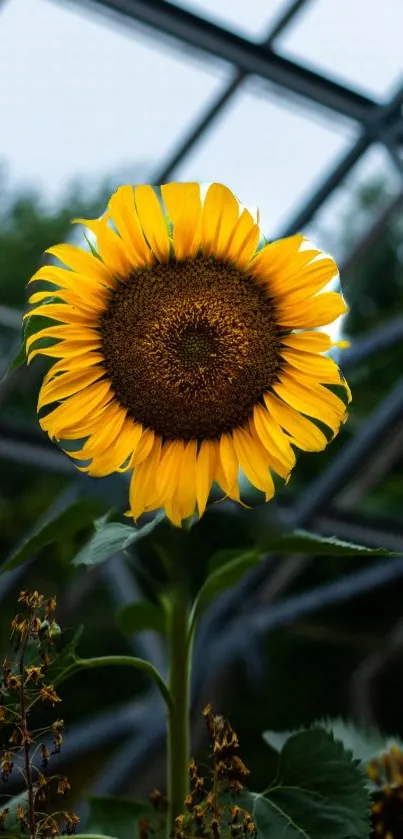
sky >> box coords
[0,0,402,247]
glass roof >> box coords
[306,144,401,258]
[170,0,289,41]
[0,0,230,200]
[176,82,357,237]
[276,0,403,99]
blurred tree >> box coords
[0,172,111,309]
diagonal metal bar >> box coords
[152,0,313,183]
[74,0,377,121]
[288,377,403,527]
[279,83,403,235]
[340,317,403,370]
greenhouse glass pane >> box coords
[171,0,288,41]
[176,83,357,237]
[276,0,403,99]
[0,0,230,201]
[306,145,401,260]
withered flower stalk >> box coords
[0,591,78,839]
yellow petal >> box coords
[77,404,127,458]
[38,367,105,408]
[214,457,240,502]
[281,350,345,383]
[54,402,115,440]
[39,381,112,438]
[273,256,338,302]
[129,437,163,519]
[164,496,183,528]
[273,373,346,433]
[264,392,327,452]
[196,439,218,517]
[108,185,153,268]
[29,265,106,295]
[46,243,114,286]
[30,287,108,315]
[73,217,128,277]
[202,183,240,259]
[134,185,170,263]
[280,331,332,353]
[276,292,348,329]
[40,355,104,380]
[85,418,143,476]
[175,440,198,520]
[157,440,185,501]
[161,182,202,260]
[24,303,96,326]
[232,427,275,500]
[253,403,296,470]
[226,208,260,269]
[250,233,306,282]
[28,341,102,364]
[248,420,291,482]
[219,433,240,495]
[130,427,155,467]
[26,325,99,352]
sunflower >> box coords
[26,182,350,526]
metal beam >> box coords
[77,0,377,122]
[153,0,313,182]
[280,83,403,234]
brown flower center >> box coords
[100,256,282,440]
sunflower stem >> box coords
[166,583,191,835]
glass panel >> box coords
[176,82,357,237]
[0,0,229,201]
[306,145,401,260]
[276,0,403,99]
[171,0,288,41]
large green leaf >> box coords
[116,601,166,636]
[259,528,396,557]
[189,548,261,629]
[86,796,155,839]
[72,510,165,567]
[263,720,389,763]
[243,727,370,839]
[2,295,61,382]
[1,499,102,573]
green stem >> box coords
[55,655,174,712]
[166,586,191,834]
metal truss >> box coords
[70,0,403,235]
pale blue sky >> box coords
[0,0,402,246]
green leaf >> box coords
[2,294,61,382]
[319,719,389,764]
[190,548,261,630]
[1,499,102,573]
[263,721,389,762]
[73,835,118,839]
[73,510,165,567]
[243,727,370,839]
[86,796,155,839]
[205,548,261,594]
[259,528,396,557]
[262,729,293,753]
[320,718,403,766]
[116,601,166,636]
[1,342,25,383]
